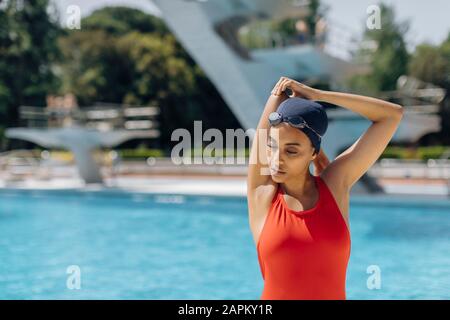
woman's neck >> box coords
[281,172,316,198]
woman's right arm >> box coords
[247,77,290,192]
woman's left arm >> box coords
[318,90,404,122]
[313,148,330,176]
[315,89,404,188]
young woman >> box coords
[247,77,403,300]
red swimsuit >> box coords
[257,175,351,300]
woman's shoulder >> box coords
[319,168,351,219]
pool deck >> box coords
[0,172,449,199]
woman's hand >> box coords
[271,77,321,100]
[313,148,330,176]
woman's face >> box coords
[267,123,317,183]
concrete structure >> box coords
[6,103,160,184]
[5,126,157,184]
[152,0,365,131]
[153,0,441,193]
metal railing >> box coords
[17,103,160,132]
[369,158,450,197]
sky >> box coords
[322,0,449,47]
[54,0,450,49]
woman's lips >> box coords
[270,167,286,175]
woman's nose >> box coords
[271,150,283,169]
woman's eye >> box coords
[287,150,297,155]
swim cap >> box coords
[274,97,328,153]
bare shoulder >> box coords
[320,164,351,227]
[247,180,278,245]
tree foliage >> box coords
[409,33,450,88]
[0,0,61,146]
[349,3,410,93]
[58,6,240,149]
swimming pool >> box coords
[0,189,449,299]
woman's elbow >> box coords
[390,103,404,121]
[395,104,404,120]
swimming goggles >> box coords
[268,112,322,140]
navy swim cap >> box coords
[274,97,328,153]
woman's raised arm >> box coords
[315,89,404,189]
[246,77,290,192]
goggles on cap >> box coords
[268,112,322,140]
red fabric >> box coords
[257,175,351,300]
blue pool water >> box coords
[0,189,449,299]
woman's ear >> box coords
[312,143,319,156]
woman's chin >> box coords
[270,172,287,182]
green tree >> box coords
[58,29,129,105]
[349,3,410,93]
[409,33,450,145]
[115,31,199,145]
[0,0,61,148]
[58,6,241,149]
[81,6,170,36]
[409,34,450,89]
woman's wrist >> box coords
[312,89,325,101]
[270,91,290,101]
